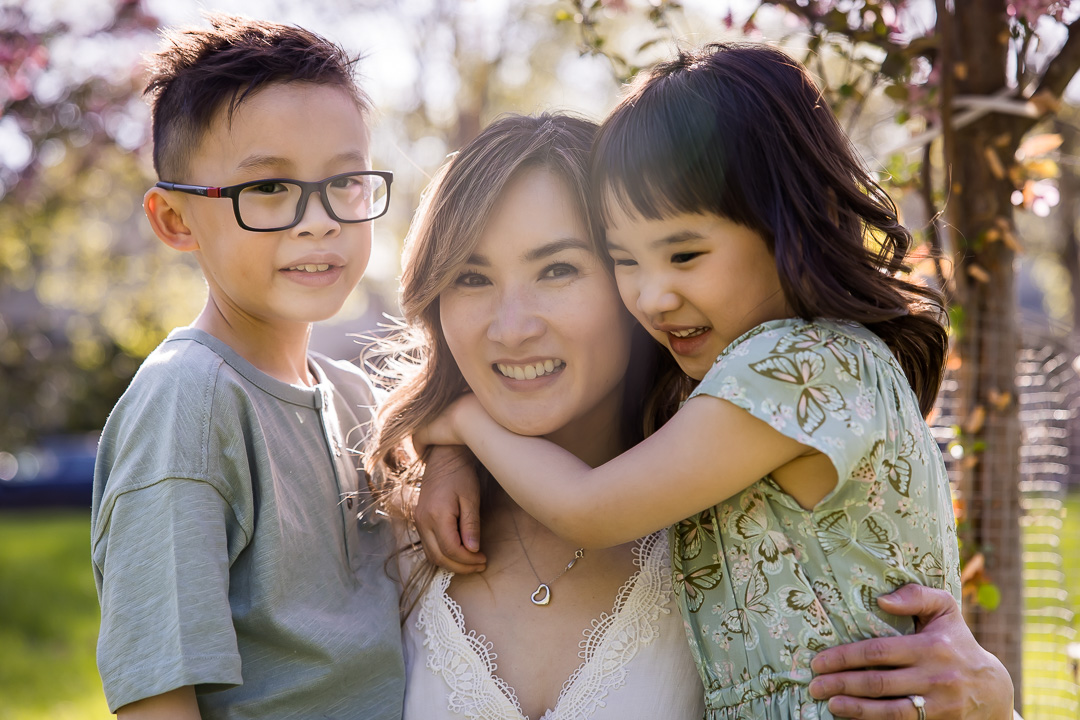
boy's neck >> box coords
[193,300,316,387]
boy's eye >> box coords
[454,271,490,288]
[542,262,578,279]
[330,176,365,191]
[671,251,702,264]
[249,182,289,195]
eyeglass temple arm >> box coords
[156,182,222,198]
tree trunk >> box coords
[946,1,1023,705]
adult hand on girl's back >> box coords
[413,445,487,575]
[808,584,1014,719]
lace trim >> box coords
[415,531,673,720]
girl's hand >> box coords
[808,584,1014,719]
[412,445,486,574]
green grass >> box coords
[1021,490,1080,718]
[0,509,111,720]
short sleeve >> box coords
[689,320,883,490]
[93,478,243,711]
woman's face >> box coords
[439,167,634,451]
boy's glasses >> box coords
[155,170,393,232]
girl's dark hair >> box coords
[593,43,948,416]
[144,13,368,180]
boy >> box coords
[91,15,404,719]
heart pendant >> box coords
[531,583,551,606]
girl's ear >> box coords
[144,187,198,252]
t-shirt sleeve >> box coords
[93,477,243,712]
[689,323,880,491]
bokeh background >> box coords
[1,0,1079,717]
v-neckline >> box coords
[415,532,671,720]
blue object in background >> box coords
[0,434,97,508]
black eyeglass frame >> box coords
[155,170,394,232]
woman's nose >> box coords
[486,288,545,346]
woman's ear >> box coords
[144,187,198,252]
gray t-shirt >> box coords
[91,328,404,719]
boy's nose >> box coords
[293,192,340,238]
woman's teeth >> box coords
[670,327,707,338]
[497,359,564,380]
[287,264,331,272]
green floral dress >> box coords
[671,319,961,720]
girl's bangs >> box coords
[593,81,752,230]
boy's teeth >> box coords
[496,359,564,380]
[289,264,331,273]
[670,327,707,338]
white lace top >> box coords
[402,532,705,720]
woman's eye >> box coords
[454,272,489,288]
[671,251,702,264]
[542,263,578,279]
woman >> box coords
[370,113,1015,720]
[370,113,702,719]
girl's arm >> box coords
[411,445,486,573]
[427,391,823,548]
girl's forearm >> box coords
[452,399,616,546]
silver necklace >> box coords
[510,512,584,606]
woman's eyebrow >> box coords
[522,238,591,263]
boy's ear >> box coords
[144,187,199,252]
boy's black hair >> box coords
[593,42,948,418]
[144,13,368,180]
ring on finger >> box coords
[908,694,926,720]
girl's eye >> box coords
[671,251,703,264]
[612,258,637,268]
[542,262,578,279]
[454,271,490,288]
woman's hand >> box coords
[809,584,1015,719]
[412,445,486,574]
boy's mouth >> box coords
[285,263,333,273]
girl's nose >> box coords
[635,274,681,319]
[486,288,545,346]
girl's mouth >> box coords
[669,327,708,338]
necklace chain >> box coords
[510,511,584,606]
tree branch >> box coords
[1034,19,1080,100]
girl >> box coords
[416,44,962,719]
